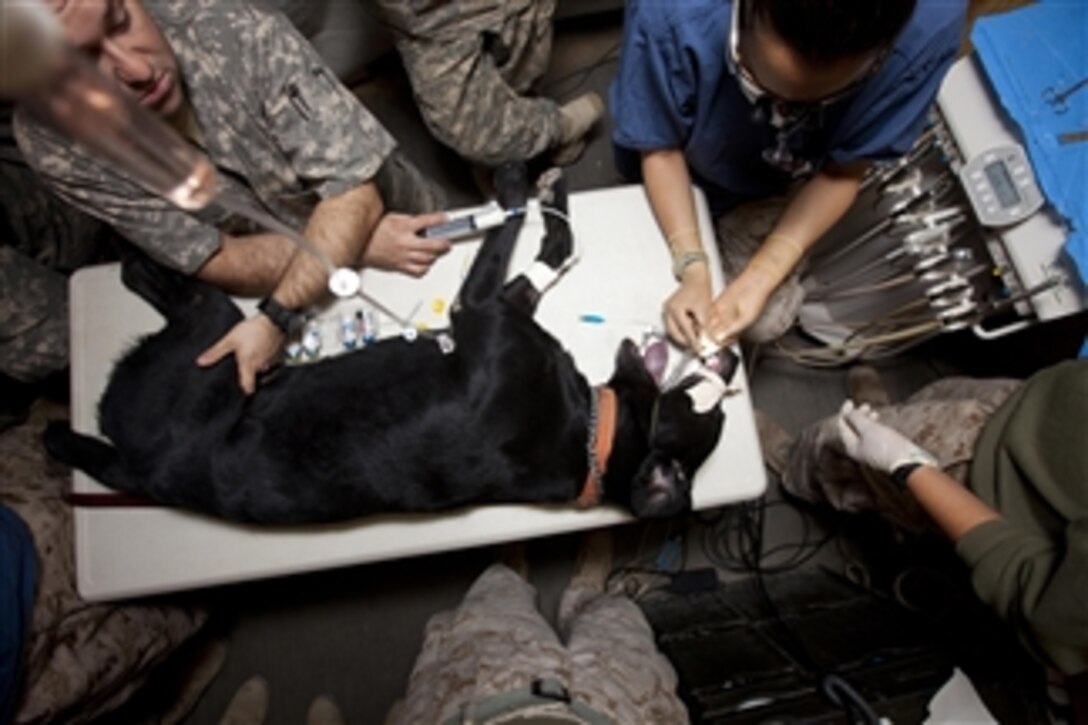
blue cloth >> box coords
[0,504,35,724]
[971,0,1088,285]
[610,0,967,214]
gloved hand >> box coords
[837,400,937,474]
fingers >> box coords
[845,402,879,428]
[237,360,257,396]
[196,337,230,367]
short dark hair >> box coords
[748,0,917,62]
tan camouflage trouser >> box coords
[714,196,805,343]
[389,563,689,724]
[375,0,562,166]
[1,401,206,723]
[783,376,1022,534]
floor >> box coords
[101,9,1082,725]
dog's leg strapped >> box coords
[502,168,575,315]
[458,164,531,311]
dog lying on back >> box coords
[45,166,736,524]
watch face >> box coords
[328,268,361,298]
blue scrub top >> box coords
[610,0,967,214]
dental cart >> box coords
[795,29,1087,363]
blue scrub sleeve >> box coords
[610,4,698,152]
[829,7,965,163]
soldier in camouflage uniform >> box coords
[374,0,605,167]
[0,103,121,429]
[15,0,450,394]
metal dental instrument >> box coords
[1043,76,1088,114]
[811,175,955,271]
[1058,130,1088,145]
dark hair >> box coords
[748,0,917,62]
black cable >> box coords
[752,496,882,724]
[701,496,837,575]
[539,39,622,97]
[699,493,882,723]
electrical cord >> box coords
[772,298,945,367]
[703,494,884,724]
[539,39,621,97]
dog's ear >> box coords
[629,455,693,519]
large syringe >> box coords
[0,0,367,301]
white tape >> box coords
[684,369,727,413]
[523,261,560,295]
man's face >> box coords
[46,0,184,119]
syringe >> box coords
[421,202,526,240]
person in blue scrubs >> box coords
[611,0,966,350]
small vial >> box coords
[285,341,304,363]
[362,308,379,344]
[437,333,456,355]
[340,312,359,350]
[301,319,322,359]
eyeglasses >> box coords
[725,0,887,109]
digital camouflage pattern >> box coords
[391,563,689,724]
[784,376,1021,534]
[375,0,562,166]
[0,106,118,383]
[14,0,438,276]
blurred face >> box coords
[46,0,184,119]
[728,0,885,106]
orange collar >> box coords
[575,386,618,508]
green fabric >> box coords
[957,359,1088,675]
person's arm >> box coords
[837,400,1000,541]
[705,160,868,345]
[194,232,296,297]
[902,465,1000,541]
[641,149,713,349]
[196,181,384,394]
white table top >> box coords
[69,184,766,600]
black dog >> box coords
[45,166,736,524]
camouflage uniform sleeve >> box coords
[248,6,396,200]
[12,115,221,275]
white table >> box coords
[69,184,766,600]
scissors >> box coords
[1043,76,1088,115]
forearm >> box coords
[195,233,296,297]
[744,161,867,292]
[270,181,383,309]
[641,149,704,257]
[904,465,1001,542]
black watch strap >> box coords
[890,461,924,489]
[257,296,302,334]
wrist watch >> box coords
[890,450,938,488]
[257,296,303,335]
[672,250,708,281]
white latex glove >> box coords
[837,400,937,474]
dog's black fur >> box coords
[44,166,736,524]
